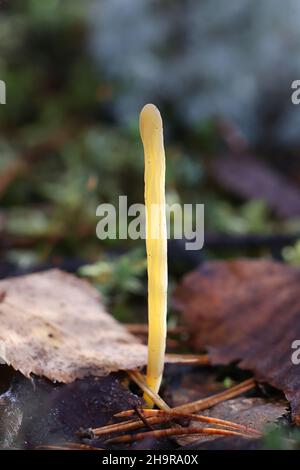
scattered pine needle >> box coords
[91,378,256,438]
[114,408,261,437]
[127,370,171,411]
[105,426,254,445]
[92,417,151,437]
[126,324,188,335]
[175,378,255,414]
[134,406,154,430]
[165,353,210,365]
[37,442,102,451]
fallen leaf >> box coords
[176,397,287,447]
[205,397,287,432]
[174,259,300,423]
[0,370,143,449]
[211,155,300,218]
[0,269,147,382]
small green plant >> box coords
[79,248,147,303]
[282,240,300,266]
[263,426,300,450]
[208,199,272,234]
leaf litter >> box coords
[174,259,300,423]
[0,265,293,449]
[0,269,147,382]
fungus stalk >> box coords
[139,104,168,406]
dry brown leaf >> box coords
[203,398,287,432]
[178,397,286,447]
[0,269,147,382]
[174,259,300,423]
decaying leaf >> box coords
[205,398,288,432]
[174,259,300,423]
[176,397,287,447]
[0,269,147,382]
[0,370,143,449]
[211,155,300,218]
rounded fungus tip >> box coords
[139,104,163,144]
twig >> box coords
[170,234,300,255]
[205,233,300,250]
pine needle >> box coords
[105,426,255,445]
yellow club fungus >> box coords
[139,104,168,406]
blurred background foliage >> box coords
[263,426,300,450]
[1,0,300,318]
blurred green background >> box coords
[1,0,300,319]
